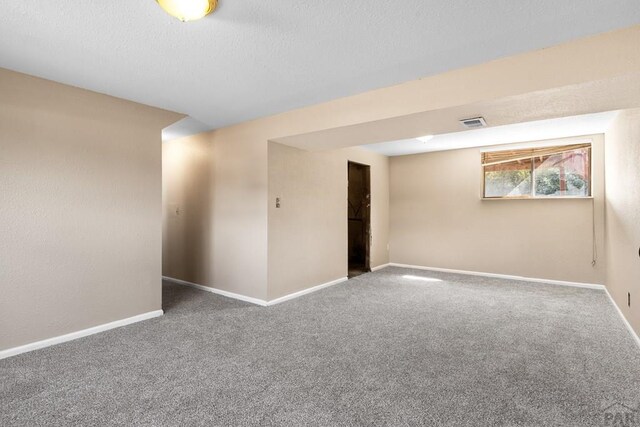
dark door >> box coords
[348,161,371,278]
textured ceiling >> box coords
[362,111,618,156]
[2,1,640,134]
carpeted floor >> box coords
[1,267,639,426]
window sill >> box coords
[481,196,594,201]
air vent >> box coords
[460,117,487,129]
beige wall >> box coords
[162,27,639,302]
[209,128,269,300]
[162,137,388,302]
[389,135,606,285]
[162,127,269,301]
[0,68,181,351]
[605,109,640,336]
[4,27,639,352]
[267,143,389,300]
[162,134,213,285]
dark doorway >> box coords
[348,161,371,278]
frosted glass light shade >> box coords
[156,0,217,22]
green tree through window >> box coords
[482,145,591,199]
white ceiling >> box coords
[2,1,639,137]
[362,111,619,156]
[162,117,211,141]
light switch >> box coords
[276,197,281,208]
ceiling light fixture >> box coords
[416,135,435,143]
[156,0,217,22]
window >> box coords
[482,143,591,199]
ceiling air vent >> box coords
[460,117,487,129]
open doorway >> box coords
[348,161,371,278]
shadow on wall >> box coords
[162,137,214,286]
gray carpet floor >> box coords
[1,267,639,426]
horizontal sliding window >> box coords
[482,143,591,199]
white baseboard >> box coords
[268,277,348,306]
[371,263,390,272]
[163,275,348,307]
[162,276,268,306]
[388,263,605,290]
[603,288,640,349]
[0,310,163,360]
[386,263,637,349]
